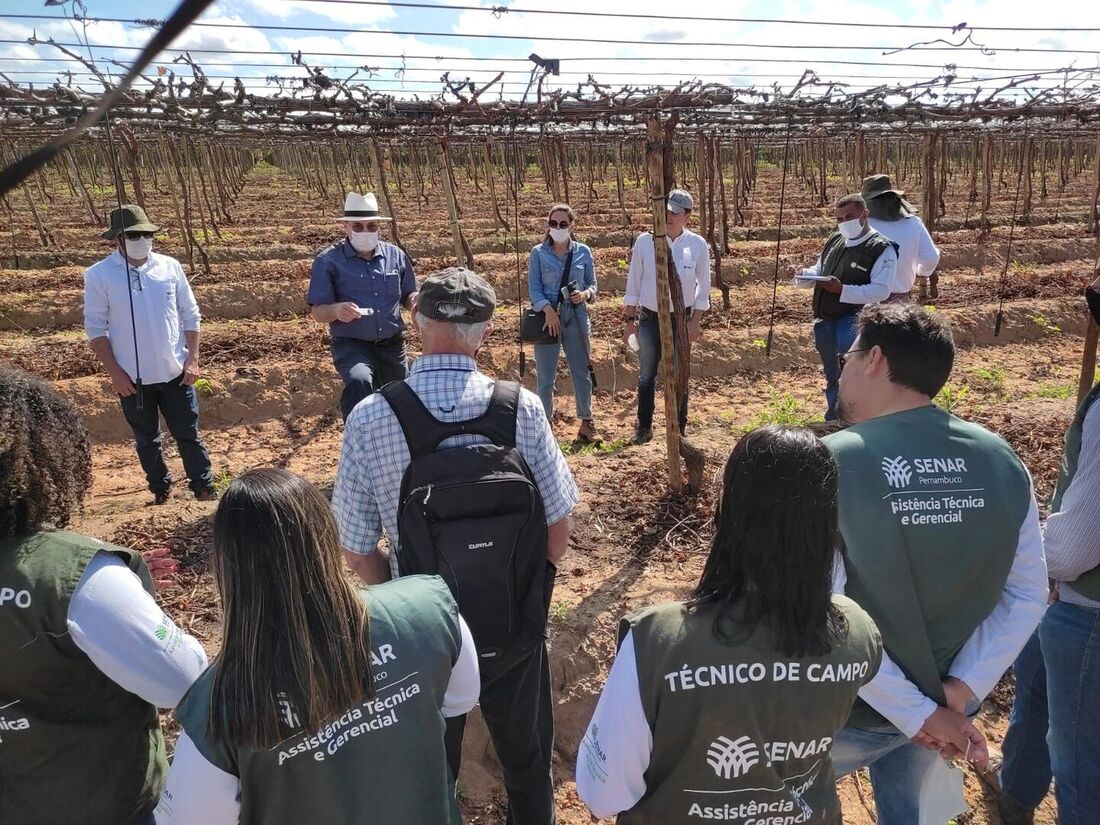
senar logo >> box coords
[706,735,761,780]
[881,456,913,488]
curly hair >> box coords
[0,367,92,537]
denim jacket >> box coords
[527,240,597,317]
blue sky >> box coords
[0,0,1095,101]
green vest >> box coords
[176,575,462,825]
[812,231,896,320]
[1049,382,1100,600]
[619,596,882,825]
[0,530,166,825]
[824,406,1032,728]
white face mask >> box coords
[837,218,865,240]
[549,227,571,244]
[349,230,379,253]
[124,236,153,259]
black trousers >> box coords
[118,374,213,495]
[445,643,556,825]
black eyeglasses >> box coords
[837,347,871,373]
[123,231,155,240]
[128,269,143,291]
[548,219,571,229]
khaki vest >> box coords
[176,575,463,825]
[0,530,165,825]
[617,596,881,825]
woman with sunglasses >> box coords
[577,426,883,824]
[155,468,480,824]
[527,203,600,443]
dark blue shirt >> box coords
[307,239,417,341]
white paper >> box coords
[917,758,966,825]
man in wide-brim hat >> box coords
[83,204,216,504]
[861,174,941,301]
[307,192,419,421]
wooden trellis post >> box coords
[1090,133,1100,235]
[438,137,473,267]
[646,114,682,492]
[614,141,630,228]
[370,138,404,252]
[482,139,509,230]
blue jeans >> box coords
[813,312,859,421]
[637,308,689,432]
[832,723,945,824]
[331,334,408,421]
[534,306,593,420]
[118,374,213,495]
[1000,601,1100,824]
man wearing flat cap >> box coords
[862,174,941,300]
[83,204,215,504]
[333,267,579,824]
[308,192,419,421]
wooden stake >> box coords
[614,140,630,228]
[483,139,509,230]
[439,137,473,267]
[646,115,682,493]
[371,138,404,252]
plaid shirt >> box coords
[333,354,580,577]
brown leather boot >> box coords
[577,419,600,444]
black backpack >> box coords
[380,379,551,667]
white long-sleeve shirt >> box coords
[83,250,201,385]
[69,551,208,708]
[155,616,481,825]
[868,215,940,294]
[1044,398,1100,608]
[624,229,711,313]
[794,230,898,306]
[835,488,1047,737]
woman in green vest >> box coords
[576,426,883,824]
[156,468,480,825]
[0,367,207,825]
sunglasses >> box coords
[547,219,572,229]
[124,231,155,240]
[837,347,871,374]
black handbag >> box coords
[519,245,575,344]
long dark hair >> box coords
[689,426,847,657]
[208,468,374,749]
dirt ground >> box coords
[1,149,1093,824]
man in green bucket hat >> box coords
[83,205,216,505]
[861,174,941,301]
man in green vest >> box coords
[823,304,1048,824]
[789,193,898,421]
[998,274,1100,825]
[0,367,208,825]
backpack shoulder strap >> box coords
[379,381,458,459]
[380,379,520,459]
[477,380,519,449]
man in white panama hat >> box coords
[308,192,419,421]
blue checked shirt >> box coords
[333,354,581,578]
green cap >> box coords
[417,267,496,324]
[101,204,159,240]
